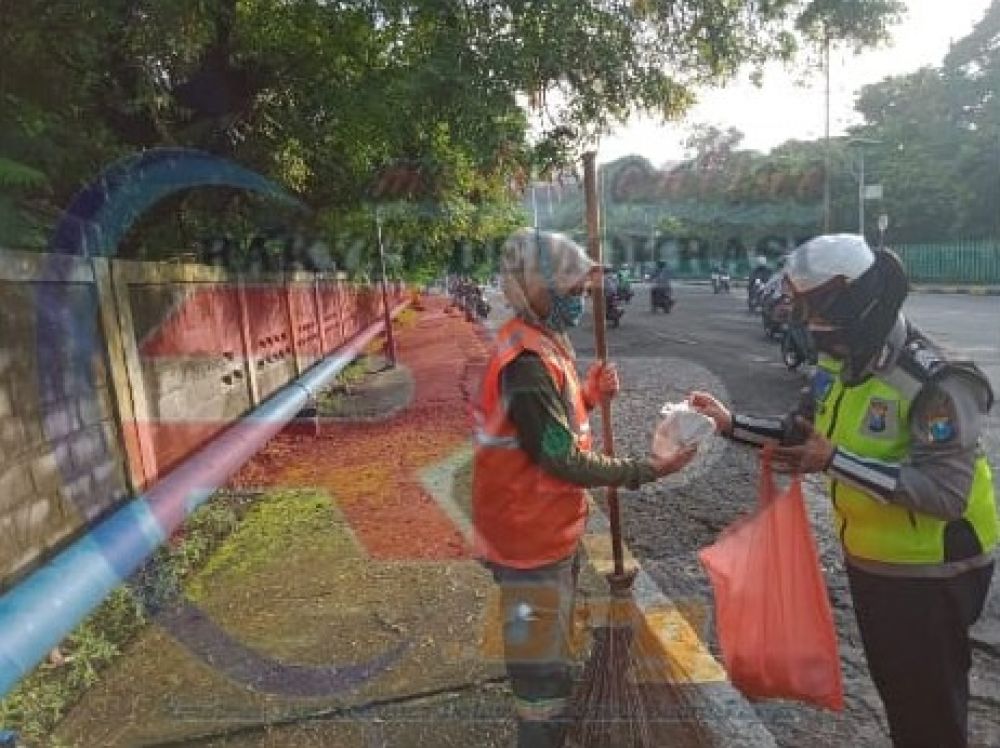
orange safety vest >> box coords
[472,318,593,568]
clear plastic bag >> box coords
[698,450,844,711]
[651,402,716,458]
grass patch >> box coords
[187,490,337,602]
[0,493,252,746]
[315,355,371,412]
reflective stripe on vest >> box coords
[813,357,998,565]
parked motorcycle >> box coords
[781,319,817,370]
[464,285,489,321]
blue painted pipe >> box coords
[0,303,406,697]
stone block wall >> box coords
[0,272,129,586]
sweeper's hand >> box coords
[772,417,835,474]
[584,362,620,404]
[649,445,698,477]
[688,391,732,435]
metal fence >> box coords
[892,241,1000,285]
[656,242,1000,285]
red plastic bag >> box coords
[698,450,844,710]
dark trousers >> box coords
[488,553,580,748]
[847,562,994,748]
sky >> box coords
[597,0,994,166]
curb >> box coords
[674,280,1000,296]
[910,285,1000,296]
[581,505,777,747]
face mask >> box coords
[545,292,585,331]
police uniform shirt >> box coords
[729,316,996,575]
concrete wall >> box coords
[0,256,130,584]
[0,249,406,587]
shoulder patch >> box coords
[913,386,960,445]
[927,415,956,443]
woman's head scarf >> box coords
[499,228,595,331]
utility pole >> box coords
[823,33,832,233]
[375,208,397,368]
[858,148,865,237]
[531,182,539,229]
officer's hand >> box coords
[585,362,620,403]
[772,417,835,474]
[649,445,698,477]
[688,391,733,435]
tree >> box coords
[1,0,906,270]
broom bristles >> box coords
[564,581,713,748]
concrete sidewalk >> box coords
[53,297,774,747]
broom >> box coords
[563,153,710,748]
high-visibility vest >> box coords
[472,318,593,568]
[814,349,998,566]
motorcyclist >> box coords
[691,234,997,748]
[651,262,674,312]
[653,262,672,289]
[603,267,619,299]
[748,255,771,288]
[748,255,771,306]
[616,267,633,300]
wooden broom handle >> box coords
[583,152,625,577]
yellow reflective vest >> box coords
[814,356,998,566]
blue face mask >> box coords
[545,292,585,331]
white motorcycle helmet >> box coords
[785,234,909,384]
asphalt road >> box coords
[563,283,1000,748]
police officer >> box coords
[690,234,997,748]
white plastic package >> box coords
[652,401,716,458]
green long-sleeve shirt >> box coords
[500,352,658,490]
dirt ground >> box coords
[54,302,521,747]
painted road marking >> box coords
[651,331,699,346]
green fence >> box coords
[893,241,1000,285]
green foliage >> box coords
[796,0,905,48]
[541,1,1000,249]
[845,0,1000,241]
[0,157,47,191]
[0,496,245,745]
[0,0,902,271]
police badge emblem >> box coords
[927,413,956,443]
[862,397,898,438]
